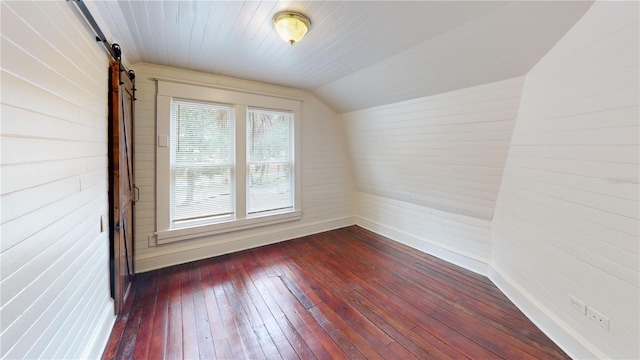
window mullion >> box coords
[235,104,247,220]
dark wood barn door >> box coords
[109,61,135,314]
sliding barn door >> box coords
[109,61,135,314]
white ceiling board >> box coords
[318,1,593,113]
[142,2,167,64]
[89,0,593,113]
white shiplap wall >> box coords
[1,1,114,359]
[490,2,639,359]
[342,77,524,273]
[132,63,355,272]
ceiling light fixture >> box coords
[273,11,311,45]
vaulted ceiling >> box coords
[88,1,593,113]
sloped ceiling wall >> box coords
[317,1,592,113]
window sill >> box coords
[155,210,302,245]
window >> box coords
[156,79,301,244]
[171,100,234,226]
[247,109,293,215]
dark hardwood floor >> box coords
[102,226,570,360]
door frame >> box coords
[108,61,136,314]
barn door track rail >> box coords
[67,0,137,92]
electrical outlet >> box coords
[587,306,609,331]
[569,295,586,315]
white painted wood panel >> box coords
[1,1,114,359]
[491,2,639,359]
[88,1,595,113]
[316,2,591,112]
[356,193,492,275]
[131,63,354,272]
[342,77,524,267]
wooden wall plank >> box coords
[342,77,524,266]
[0,1,113,359]
[491,2,639,359]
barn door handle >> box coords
[114,221,121,231]
[133,185,140,204]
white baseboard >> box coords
[356,216,490,276]
[135,216,356,273]
[82,299,115,360]
[489,266,600,360]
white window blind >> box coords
[171,100,234,225]
[247,109,293,214]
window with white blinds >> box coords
[247,109,293,214]
[156,79,302,244]
[170,100,234,226]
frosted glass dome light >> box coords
[273,11,311,45]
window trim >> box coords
[156,210,302,244]
[155,79,302,244]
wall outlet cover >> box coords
[587,306,610,331]
[570,295,587,315]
